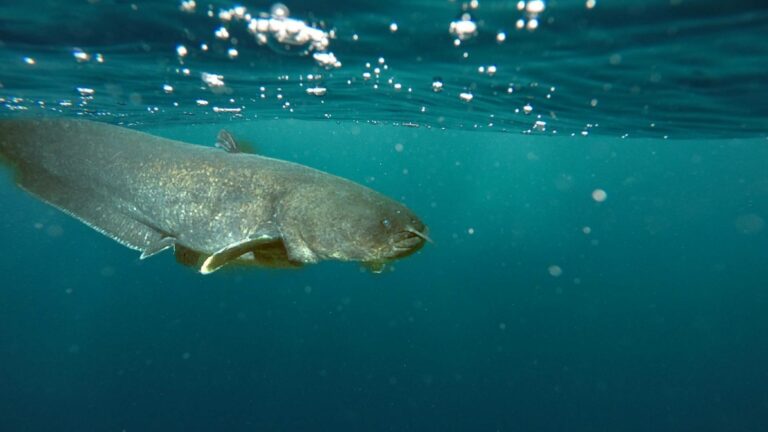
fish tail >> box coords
[0,118,56,172]
[0,119,30,166]
[0,119,18,167]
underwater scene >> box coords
[1,0,767,430]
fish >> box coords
[0,119,429,274]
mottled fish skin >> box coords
[0,118,428,273]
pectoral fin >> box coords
[175,244,204,268]
[200,234,277,274]
[363,261,387,274]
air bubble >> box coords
[548,265,563,277]
[432,78,444,92]
[214,26,230,40]
[449,13,478,41]
[270,3,290,19]
[591,189,607,202]
[306,87,327,96]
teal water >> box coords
[1,1,767,431]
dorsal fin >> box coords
[215,129,240,153]
[215,130,258,154]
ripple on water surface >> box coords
[0,0,766,138]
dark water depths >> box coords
[1,1,767,431]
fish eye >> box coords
[381,218,391,229]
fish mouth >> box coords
[389,226,431,259]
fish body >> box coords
[0,119,428,273]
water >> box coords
[1,1,767,431]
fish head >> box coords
[291,184,429,266]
